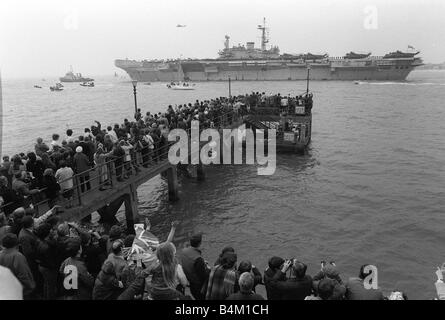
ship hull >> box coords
[115,59,418,82]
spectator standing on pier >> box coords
[8,155,26,178]
[60,238,95,300]
[66,129,75,144]
[263,257,283,299]
[226,272,264,300]
[134,108,142,121]
[107,126,118,143]
[51,134,62,151]
[35,138,50,157]
[50,146,64,168]
[8,209,24,235]
[104,239,127,280]
[84,128,94,141]
[40,153,57,171]
[268,259,313,300]
[18,216,41,297]
[84,136,96,165]
[111,143,126,182]
[35,223,59,300]
[41,169,61,208]
[0,233,36,299]
[214,246,235,266]
[103,135,114,153]
[1,156,13,186]
[305,278,336,300]
[0,212,11,244]
[94,145,111,191]
[73,146,91,193]
[12,172,39,205]
[237,260,263,292]
[83,231,107,278]
[205,251,239,300]
[55,161,74,208]
[26,152,45,187]
[92,259,124,300]
[120,140,133,178]
[345,264,384,300]
[177,233,210,300]
[139,129,154,167]
[146,241,189,300]
[312,262,346,300]
[0,176,23,216]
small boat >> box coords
[144,82,151,85]
[80,81,95,87]
[50,86,63,91]
[168,82,195,90]
[56,82,64,87]
[34,85,42,89]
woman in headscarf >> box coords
[205,251,239,300]
[41,168,60,208]
[94,144,112,191]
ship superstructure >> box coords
[115,18,423,81]
[60,66,94,83]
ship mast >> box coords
[258,17,268,51]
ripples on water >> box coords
[2,70,445,299]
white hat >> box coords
[76,146,83,153]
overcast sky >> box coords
[1,0,444,78]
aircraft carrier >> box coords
[115,18,423,82]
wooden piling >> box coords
[124,184,139,234]
[167,166,179,201]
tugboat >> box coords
[34,85,42,89]
[60,66,94,82]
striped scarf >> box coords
[205,265,237,300]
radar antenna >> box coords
[224,35,230,49]
[257,17,269,51]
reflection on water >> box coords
[2,70,445,299]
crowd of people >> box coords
[1,211,433,300]
[0,92,312,216]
